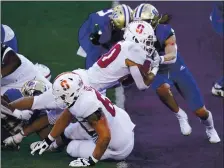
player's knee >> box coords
[156,83,172,99]
[194,106,208,119]
[66,140,79,157]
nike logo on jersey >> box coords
[180,66,185,71]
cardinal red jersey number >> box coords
[97,43,121,68]
[95,90,116,117]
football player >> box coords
[10,73,135,167]
[78,4,133,69]
[133,3,220,143]
[1,24,18,52]
[82,20,159,92]
[1,43,52,95]
[2,80,62,148]
[210,2,224,97]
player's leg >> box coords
[172,63,220,143]
[66,136,134,161]
[152,72,192,135]
[212,76,224,97]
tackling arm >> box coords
[87,109,111,161]
[8,97,34,111]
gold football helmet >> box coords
[21,80,48,97]
[133,3,160,28]
[110,4,133,29]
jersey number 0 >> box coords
[97,43,121,68]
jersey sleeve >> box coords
[124,41,147,65]
[155,24,175,46]
[32,89,58,110]
[69,91,101,119]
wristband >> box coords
[160,56,165,64]
[89,155,98,164]
[48,134,55,142]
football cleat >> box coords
[211,83,224,97]
[206,127,221,143]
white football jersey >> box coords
[1,53,37,86]
[86,40,147,91]
[69,86,135,135]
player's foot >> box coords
[175,110,192,136]
[178,118,192,136]
[30,141,61,152]
[206,127,221,143]
[211,83,224,97]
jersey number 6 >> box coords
[95,91,116,117]
[97,43,121,68]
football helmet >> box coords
[21,80,48,97]
[123,20,156,57]
[133,3,160,28]
[110,4,133,29]
[52,72,84,108]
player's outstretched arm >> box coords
[9,97,34,111]
[87,108,111,162]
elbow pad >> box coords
[129,66,150,90]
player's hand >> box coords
[3,135,21,149]
[69,156,97,167]
[13,109,33,120]
[89,24,102,45]
[30,135,54,155]
[149,50,162,68]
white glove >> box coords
[149,50,161,68]
[3,131,25,149]
[69,156,98,167]
[13,109,33,120]
[31,135,54,155]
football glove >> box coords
[13,109,33,120]
[69,156,97,167]
[89,24,102,45]
[3,131,25,148]
[31,135,54,155]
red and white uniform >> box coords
[74,41,147,92]
[31,85,135,160]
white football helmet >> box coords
[52,72,84,108]
[123,20,156,57]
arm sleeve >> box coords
[129,66,150,90]
[32,89,58,110]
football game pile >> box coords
[1,1,223,168]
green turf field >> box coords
[1,2,118,168]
